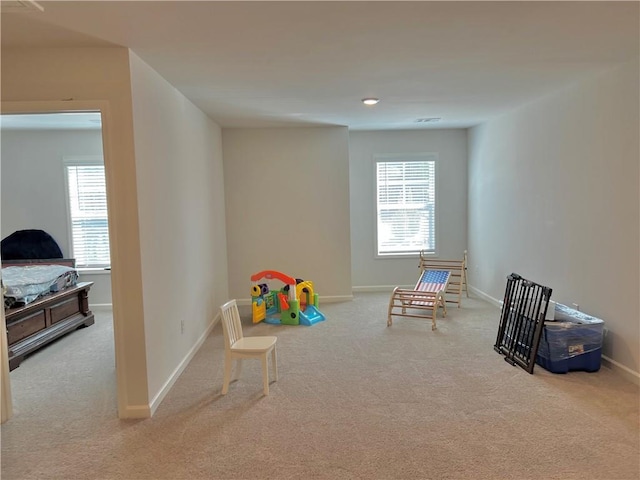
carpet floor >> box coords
[2,293,638,479]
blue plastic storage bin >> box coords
[536,304,604,374]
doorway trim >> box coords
[1,99,129,420]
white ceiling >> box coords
[1,1,638,130]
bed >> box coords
[2,230,95,370]
[3,261,79,309]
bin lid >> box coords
[552,303,604,325]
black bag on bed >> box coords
[1,229,64,260]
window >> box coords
[65,159,110,268]
[375,154,437,257]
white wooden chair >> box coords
[220,299,278,396]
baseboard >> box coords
[89,303,113,311]
[468,285,502,308]
[119,404,152,419]
[601,356,640,386]
[148,312,220,416]
[320,295,353,303]
[352,285,413,293]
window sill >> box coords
[375,253,421,260]
[77,268,111,275]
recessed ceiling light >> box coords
[415,117,442,123]
[362,98,380,106]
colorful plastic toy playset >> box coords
[250,270,326,326]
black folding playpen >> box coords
[494,273,553,374]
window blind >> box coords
[66,164,111,267]
[376,158,436,256]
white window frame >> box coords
[374,153,438,259]
[63,155,111,269]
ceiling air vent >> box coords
[415,117,442,123]
[0,0,44,13]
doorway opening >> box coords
[1,110,118,419]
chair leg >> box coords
[222,356,232,395]
[271,347,278,382]
[261,355,270,395]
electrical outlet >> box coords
[180,319,185,334]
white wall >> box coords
[1,129,101,255]
[128,52,228,404]
[468,58,640,377]
[1,47,149,417]
[222,127,352,301]
[0,129,112,305]
[349,130,468,288]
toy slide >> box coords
[299,305,326,326]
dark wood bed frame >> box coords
[3,259,95,370]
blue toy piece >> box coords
[299,305,325,326]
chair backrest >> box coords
[220,299,244,350]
